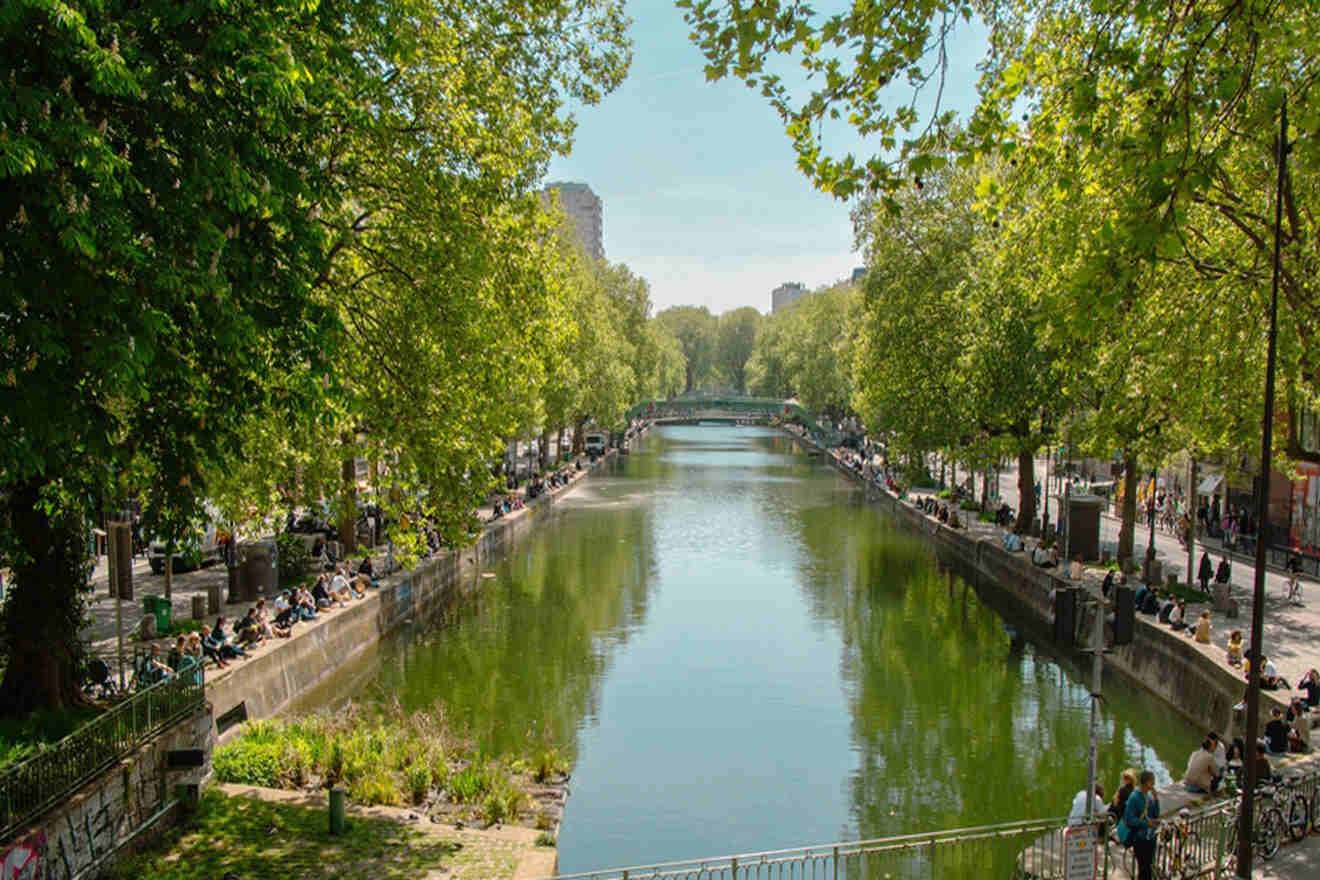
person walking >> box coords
[1120,770,1161,880]
[1197,551,1213,593]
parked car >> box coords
[584,431,608,457]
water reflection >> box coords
[347,426,1198,875]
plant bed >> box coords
[212,703,570,832]
[0,705,102,770]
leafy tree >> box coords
[715,307,762,393]
[655,305,719,392]
[0,0,343,713]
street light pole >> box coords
[1237,95,1289,879]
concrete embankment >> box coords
[801,435,1255,739]
[208,445,629,740]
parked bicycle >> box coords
[1220,788,1285,874]
[1275,773,1314,842]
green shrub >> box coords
[482,791,506,824]
[349,767,404,806]
[448,765,492,804]
[276,532,314,587]
[936,488,952,499]
[535,832,557,848]
[532,747,567,783]
[534,809,554,831]
[213,739,282,787]
[405,762,432,805]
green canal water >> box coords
[347,426,1200,874]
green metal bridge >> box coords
[626,394,841,445]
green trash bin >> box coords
[142,595,171,634]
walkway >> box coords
[79,452,603,688]
[982,457,1318,706]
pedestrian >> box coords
[1197,551,1213,592]
[1119,770,1161,880]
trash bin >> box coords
[142,595,171,633]
[238,539,277,601]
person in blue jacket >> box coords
[1119,770,1161,880]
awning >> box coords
[1197,473,1224,495]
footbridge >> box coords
[626,394,840,445]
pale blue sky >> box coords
[547,2,988,315]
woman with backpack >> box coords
[1118,770,1161,880]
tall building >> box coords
[543,181,604,261]
[771,282,807,313]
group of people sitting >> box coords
[915,495,964,529]
[140,556,379,676]
[525,466,577,501]
[488,493,527,520]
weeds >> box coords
[212,702,567,826]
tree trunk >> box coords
[0,481,93,716]
[339,453,358,555]
[1118,451,1138,567]
[539,427,552,471]
[572,415,588,455]
[1015,447,1037,534]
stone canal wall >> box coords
[813,444,1249,738]
[208,448,622,740]
[0,709,211,880]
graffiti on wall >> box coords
[1,753,167,880]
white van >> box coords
[584,431,608,457]
[148,504,224,574]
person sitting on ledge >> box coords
[1193,610,1212,644]
[1169,599,1188,632]
[1101,570,1115,598]
[1300,669,1320,708]
[1226,630,1244,666]
[1265,708,1291,755]
[1158,593,1176,624]
[1134,582,1150,612]
[1256,657,1288,691]
[1003,531,1023,552]
[1069,553,1083,581]
[1182,736,1221,793]
[938,504,949,524]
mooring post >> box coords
[329,786,346,835]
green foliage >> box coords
[656,306,720,392]
[447,764,493,804]
[275,533,313,587]
[212,705,565,820]
[536,831,558,847]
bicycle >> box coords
[1154,809,1204,880]
[1277,774,1312,842]
[1220,787,1285,874]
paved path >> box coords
[976,456,1319,709]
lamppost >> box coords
[1236,96,1290,879]
[1145,469,1158,583]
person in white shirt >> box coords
[1068,785,1106,824]
[1207,732,1227,775]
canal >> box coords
[336,426,1200,874]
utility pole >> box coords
[1237,96,1289,879]
[1186,458,1197,590]
[1085,576,1104,825]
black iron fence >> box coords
[0,661,205,843]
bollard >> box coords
[191,594,206,621]
[329,786,346,835]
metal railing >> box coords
[0,660,205,842]
[545,769,1320,880]
[546,818,1069,880]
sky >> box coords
[546,2,988,316]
